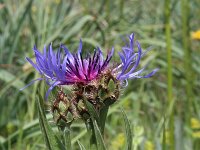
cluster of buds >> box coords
[52,69,120,124]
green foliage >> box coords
[84,99,107,150]
[37,94,66,150]
[121,108,132,150]
[0,0,200,150]
[77,140,86,150]
[92,120,107,150]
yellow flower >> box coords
[145,140,155,150]
[191,30,200,40]
[191,118,200,129]
[192,131,200,138]
[111,133,125,150]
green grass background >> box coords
[0,0,200,149]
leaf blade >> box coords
[121,108,132,150]
[99,105,109,134]
[77,140,87,150]
[84,99,100,125]
[93,120,107,150]
[37,94,66,150]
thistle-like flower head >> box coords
[21,33,158,100]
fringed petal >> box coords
[115,33,158,81]
[45,81,60,100]
[20,78,44,91]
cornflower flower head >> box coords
[21,40,114,99]
[21,33,158,123]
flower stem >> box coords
[164,0,174,149]
[99,105,109,134]
[58,124,71,149]
[181,0,193,124]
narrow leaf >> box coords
[59,126,71,150]
[121,108,132,150]
[84,99,100,125]
[0,69,26,92]
[8,0,33,63]
[83,99,107,149]
[77,140,86,150]
[99,105,109,134]
[37,94,66,150]
[61,15,93,42]
[93,120,107,150]
[162,116,166,150]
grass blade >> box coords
[59,125,71,150]
[164,0,175,149]
[77,140,87,150]
[61,15,93,43]
[0,69,26,91]
[121,108,132,150]
[181,0,193,122]
[8,0,33,63]
[37,94,66,150]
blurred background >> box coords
[0,0,200,149]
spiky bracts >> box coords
[52,70,120,124]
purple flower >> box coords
[21,40,114,99]
[21,33,158,99]
[113,33,158,85]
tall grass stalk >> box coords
[164,0,174,149]
[8,0,33,64]
[181,0,193,124]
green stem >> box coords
[99,105,109,134]
[64,127,71,149]
[119,0,124,19]
[162,116,166,150]
[88,119,96,146]
[164,0,174,149]
[59,124,71,149]
[181,0,193,124]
